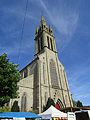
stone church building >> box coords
[10,17,73,113]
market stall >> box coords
[39,105,67,120]
[0,112,41,120]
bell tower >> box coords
[34,16,73,113]
[13,16,73,113]
[35,16,57,55]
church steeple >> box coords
[35,16,57,55]
[17,16,73,113]
[41,16,46,25]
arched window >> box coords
[41,36,43,50]
[45,92,47,104]
[47,36,50,49]
[50,38,53,51]
[50,59,59,88]
[23,68,28,78]
[43,62,46,84]
[21,92,27,111]
[38,38,40,52]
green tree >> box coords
[43,97,55,111]
[0,106,10,112]
[11,101,20,112]
[77,100,83,107]
[0,53,20,107]
[73,99,77,107]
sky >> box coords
[0,0,90,106]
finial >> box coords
[49,26,53,34]
[41,16,46,23]
[41,16,45,21]
[40,16,46,27]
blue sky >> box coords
[0,0,90,106]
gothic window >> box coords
[21,92,27,111]
[43,62,46,84]
[50,59,59,88]
[47,36,50,49]
[24,68,28,78]
[45,92,47,104]
[38,38,40,52]
[50,38,53,51]
[41,37,43,50]
[34,63,38,86]
[20,72,23,79]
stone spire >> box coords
[35,16,57,55]
[41,16,45,21]
[40,16,46,26]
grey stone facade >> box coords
[10,17,73,113]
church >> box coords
[11,16,73,113]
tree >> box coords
[11,101,20,112]
[73,100,77,107]
[77,100,83,107]
[0,53,20,107]
[43,97,55,111]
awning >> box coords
[0,112,41,118]
[39,105,67,119]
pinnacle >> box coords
[41,16,45,21]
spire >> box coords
[40,16,46,26]
[41,16,45,21]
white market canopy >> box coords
[39,105,67,119]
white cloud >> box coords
[0,38,34,56]
[38,0,79,51]
[34,0,79,35]
[0,5,37,21]
[67,60,90,105]
[0,4,36,57]
[68,59,90,82]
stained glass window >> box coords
[50,59,59,88]
[43,62,46,84]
